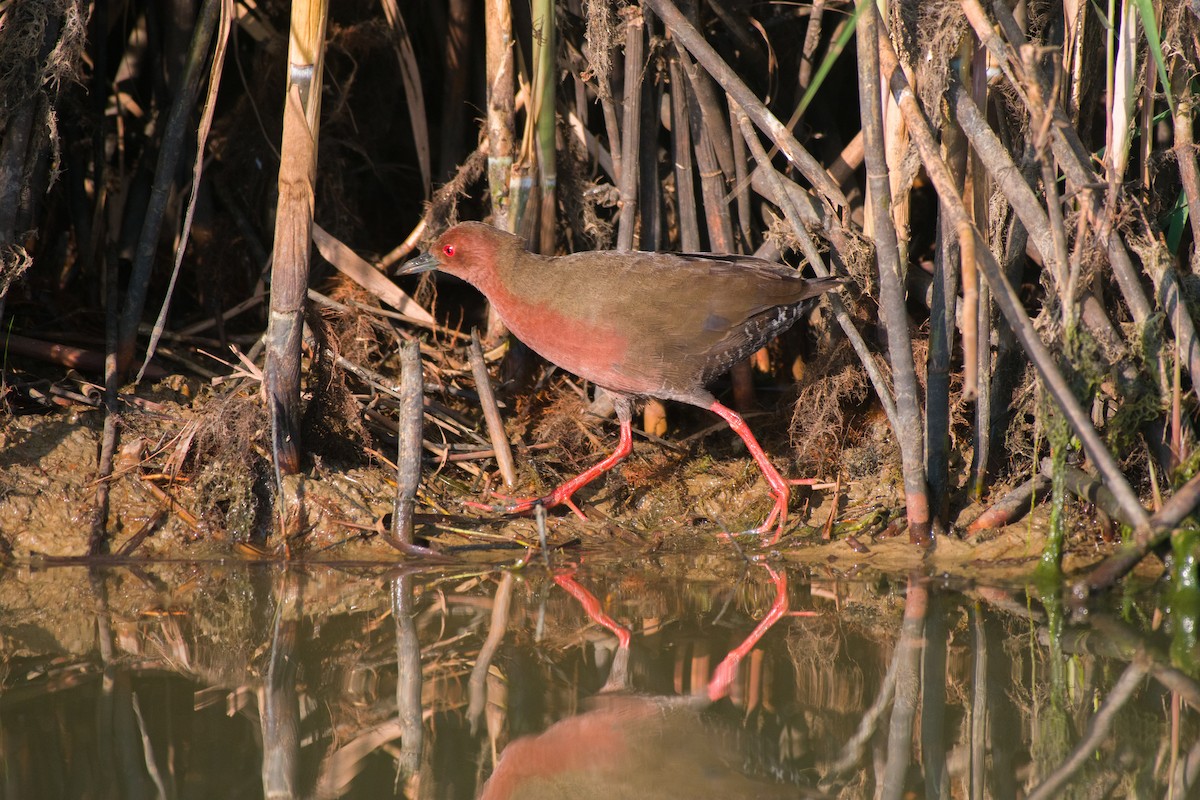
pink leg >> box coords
[708,400,791,544]
[469,406,634,520]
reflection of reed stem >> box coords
[394,574,423,777]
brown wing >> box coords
[530,251,841,403]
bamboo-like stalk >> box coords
[858,2,932,543]
[486,0,515,232]
[961,161,980,403]
[532,0,557,254]
[485,0,515,342]
[645,0,847,210]
[878,12,1151,535]
[117,0,220,377]
[265,0,328,476]
[881,85,911,271]
[1171,60,1200,272]
[1062,0,1084,118]
[1107,0,1138,188]
[616,5,644,252]
[638,9,661,251]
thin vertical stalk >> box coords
[532,0,557,254]
[616,5,644,251]
[669,56,700,251]
[880,578,928,800]
[638,8,661,251]
[485,0,516,339]
[469,331,517,488]
[438,0,472,181]
[858,1,932,543]
[968,45,992,500]
[679,49,732,251]
[266,0,328,476]
[1171,60,1200,272]
[927,101,965,530]
[1137,0,1163,191]
[1108,0,1139,187]
[798,0,826,90]
[380,0,431,198]
[729,104,752,249]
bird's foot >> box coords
[465,488,588,521]
[752,498,789,546]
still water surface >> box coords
[0,553,1195,798]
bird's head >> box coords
[397,222,524,290]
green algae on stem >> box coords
[1170,527,1200,670]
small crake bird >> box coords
[399,222,844,542]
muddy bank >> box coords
[0,386,1155,591]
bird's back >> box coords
[492,249,842,404]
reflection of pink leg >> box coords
[707,566,788,702]
[468,400,635,522]
[554,571,632,649]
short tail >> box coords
[800,275,848,300]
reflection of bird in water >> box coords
[478,694,814,800]
[479,568,817,799]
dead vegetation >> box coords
[0,0,1194,594]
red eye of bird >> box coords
[442,244,456,258]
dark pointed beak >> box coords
[396,252,439,276]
